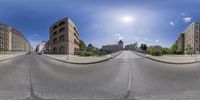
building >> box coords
[177,32,185,53]
[118,40,123,50]
[0,24,9,53]
[125,42,138,50]
[43,40,50,54]
[184,22,200,54]
[36,41,46,54]
[50,17,80,54]
[9,28,30,52]
[0,23,30,53]
[101,40,123,54]
[86,43,96,52]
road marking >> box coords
[128,61,132,90]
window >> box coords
[74,27,77,31]
[74,33,79,39]
[53,25,57,30]
[59,27,65,33]
[59,35,65,42]
[59,46,65,54]
[53,47,57,52]
[53,38,57,43]
[53,31,57,36]
[59,21,65,26]
[74,27,79,36]
[73,39,79,45]
[74,39,77,44]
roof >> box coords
[118,40,123,43]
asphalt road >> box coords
[0,51,200,100]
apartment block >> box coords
[125,42,138,50]
[43,40,50,53]
[177,32,185,53]
[184,22,200,54]
[50,17,80,54]
[0,23,30,53]
[101,40,123,54]
[0,24,9,53]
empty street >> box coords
[0,51,200,100]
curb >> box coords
[0,54,24,62]
[132,51,200,64]
[43,51,122,65]
[146,56,200,64]
[131,51,146,58]
[0,58,13,62]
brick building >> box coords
[49,17,80,54]
[0,24,30,53]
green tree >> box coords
[143,44,147,51]
[161,48,167,55]
[185,45,193,55]
[170,43,178,54]
[79,40,86,51]
[147,46,162,56]
[140,43,147,51]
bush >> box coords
[79,51,92,56]
[148,47,162,56]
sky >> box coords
[0,0,200,48]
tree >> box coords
[170,43,178,54]
[86,43,94,52]
[143,44,147,51]
[147,46,162,56]
[79,40,86,51]
[161,48,168,55]
[140,43,147,51]
[185,45,193,55]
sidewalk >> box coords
[132,51,200,64]
[0,52,26,62]
[44,51,122,64]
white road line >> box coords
[128,58,133,90]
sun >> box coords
[121,16,133,23]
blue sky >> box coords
[0,0,200,48]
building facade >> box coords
[101,40,123,54]
[50,17,80,55]
[0,24,30,53]
[43,40,50,54]
[177,32,185,53]
[36,41,46,54]
[0,24,9,53]
[184,22,200,54]
[125,42,138,50]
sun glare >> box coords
[121,16,133,23]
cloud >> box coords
[155,40,159,42]
[183,17,192,23]
[28,34,39,39]
[169,21,175,26]
[118,36,124,40]
[29,40,41,48]
[116,33,124,40]
[181,13,186,16]
[32,34,38,37]
[116,33,121,37]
